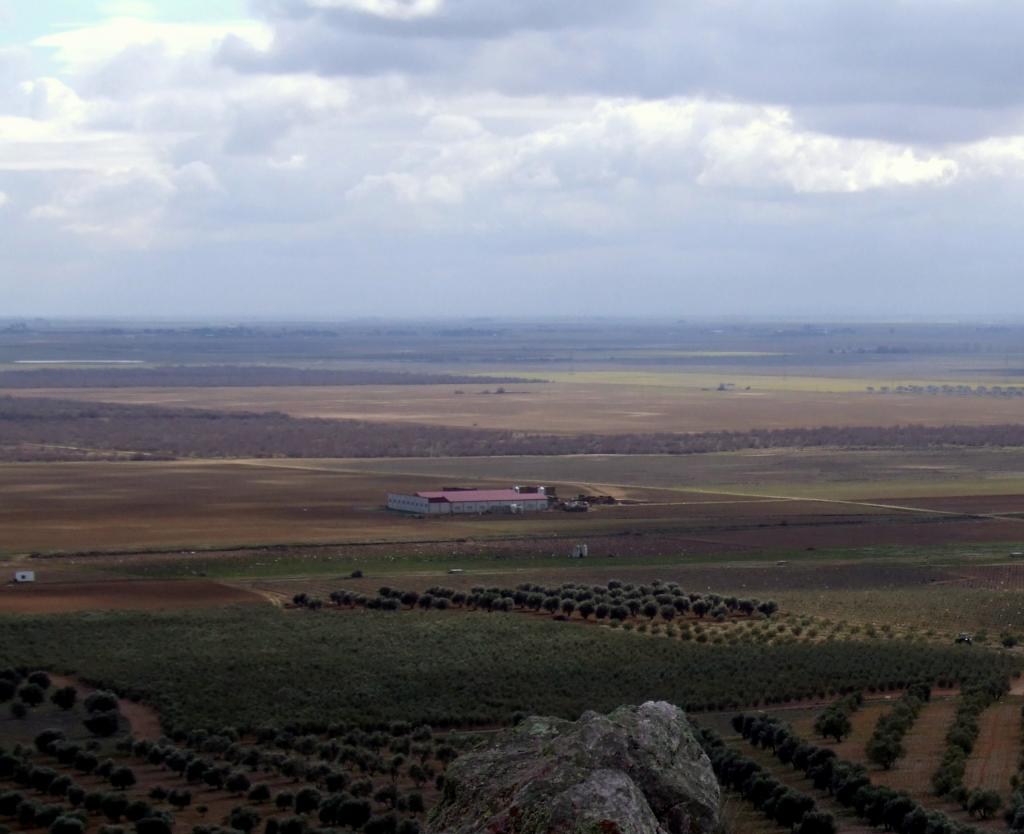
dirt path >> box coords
[51,673,162,740]
[966,695,1023,793]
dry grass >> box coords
[12,378,1024,435]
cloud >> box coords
[2,1,1024,317]
[235,0,1024,145]
[34,16,271,73]
[307,0,443,20]
[97,1,159,17]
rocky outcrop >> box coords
[427,701,720,834]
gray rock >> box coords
[427,701,720,834]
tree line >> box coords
[294,579,779,625]
[0,366,540,389]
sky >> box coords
[1,0,1023,318]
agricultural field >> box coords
[0,673,453,834]
[12,377,1024,435]
[5,321,1024,833]
[0,605,1016,731]
[6,448,1024,557]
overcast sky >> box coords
[1,0,1023,318]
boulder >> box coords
[427,701,720,834]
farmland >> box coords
[6,447,1024,556]
[4,321,1024,833]
[12,377,1024,435]
[0,607,1016,732]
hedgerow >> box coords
[0,609,1016,733]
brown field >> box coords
[869,696,1009,830]
[855,698,962,803]
[965,696,1023,794]
[5,457,1024,558]
[0,460,606,554]
[13,380,1024,434]
[0,578,259,614]
[781,695,1008,831]
[0,454,991,557]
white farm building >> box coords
[387,488,551,515]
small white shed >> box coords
[14,571,35,583]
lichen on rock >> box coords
[427,701,720,834]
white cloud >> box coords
[98,1,158,17]
[0,191,8,207]
[696,108,959,192]
[0,114,163,172]
[339,98,962,227]
[33,17,272,72]
[958,135,1024,178]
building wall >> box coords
[449,499,549,514]
[387,493,433,514]
[388,493,550,514]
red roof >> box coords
[416,490,548,503]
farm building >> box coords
[387,488,551,515]
[13,571,35,583]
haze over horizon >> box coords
[2,1,1023,319]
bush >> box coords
[49,684,76,713]
[50,821,86,834]
[227,807,261,833]
[36,729,67,754]
[28,671,52,690]
[135,818,173,834]
[967,789,1002,819]
[247,785,270,804]
[18,683,45,707]
[110,767,137,791]
[84,711,121,738]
